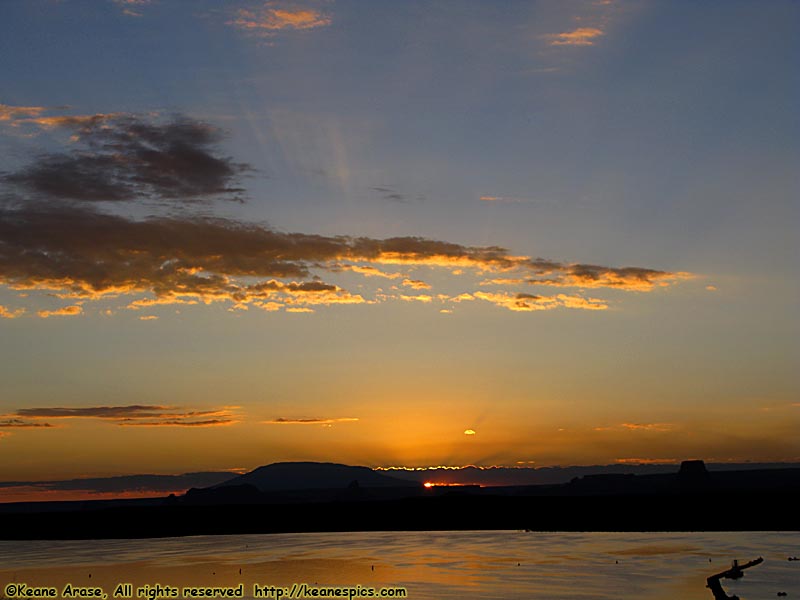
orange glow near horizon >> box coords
[0,486,189,504]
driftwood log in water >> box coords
[706,557,763,600]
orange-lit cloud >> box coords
[118,419,235,427]
[11,405,238,427]
[595,423,675,433]
[0,104,47,121]
[479,278,525,286]
[263,417,359,425]
[615,458,677,465]
[229,5,331,35]
[334,264,404,279]
[481,268,690,291]
[37,305,83,318]
[0,304,24,319]
[620,422,674,432]
[0,204,684,314]
[402,278,431,290]
[531,264,693,291]
[549,27,604,46]
[399,294,433,303]
[450,293,476,302]
[473,291,607,312]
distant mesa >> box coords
[214,462,420,492]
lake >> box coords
[1,531,797,600]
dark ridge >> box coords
[1,461,797,539]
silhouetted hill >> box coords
[1,461,798,538]
[380,461,800,487]
[184,483,264,505]
[218,462,421,492]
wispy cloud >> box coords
[228,4,332,36]
[615,458,676,465]
[37,305,83,319]
[595,423,675,433]
[333,264,405,280]
[479,195,540,204]
[12,405,238,427]
[548,27,604,46]
[263,417,359,426]
[620,422,674,432]
[399,294,433,303]
[370,185,423,203]
[0,418,54,428]
[112,0,153,18]
[531,264,689,291]
[0,305,25,319]
[118,419,234,427]
[480,267,691,292]
[473,291,608,312]
[0,104,48,121]
[401,278,431,290]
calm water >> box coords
[1,531,797,600]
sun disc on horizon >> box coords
[464,429,476,435]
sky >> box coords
[0,0,798,491]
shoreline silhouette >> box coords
[0,461,797,540]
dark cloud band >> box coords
[4,114,249,203]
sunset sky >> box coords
[1,0,797,487]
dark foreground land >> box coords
[1,463,798,539]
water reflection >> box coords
[0,531,796,600]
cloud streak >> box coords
[0,304,24,319]
[0,418,54,428]
[473,291,608,312]
[0,205,688,315]
[548,27,604,46]
[37,305,83,318]
[228,5,332,36]
[263,417,359,426]
[112,0,153,18]
[11,405,238,427]
[0,104,48,121]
